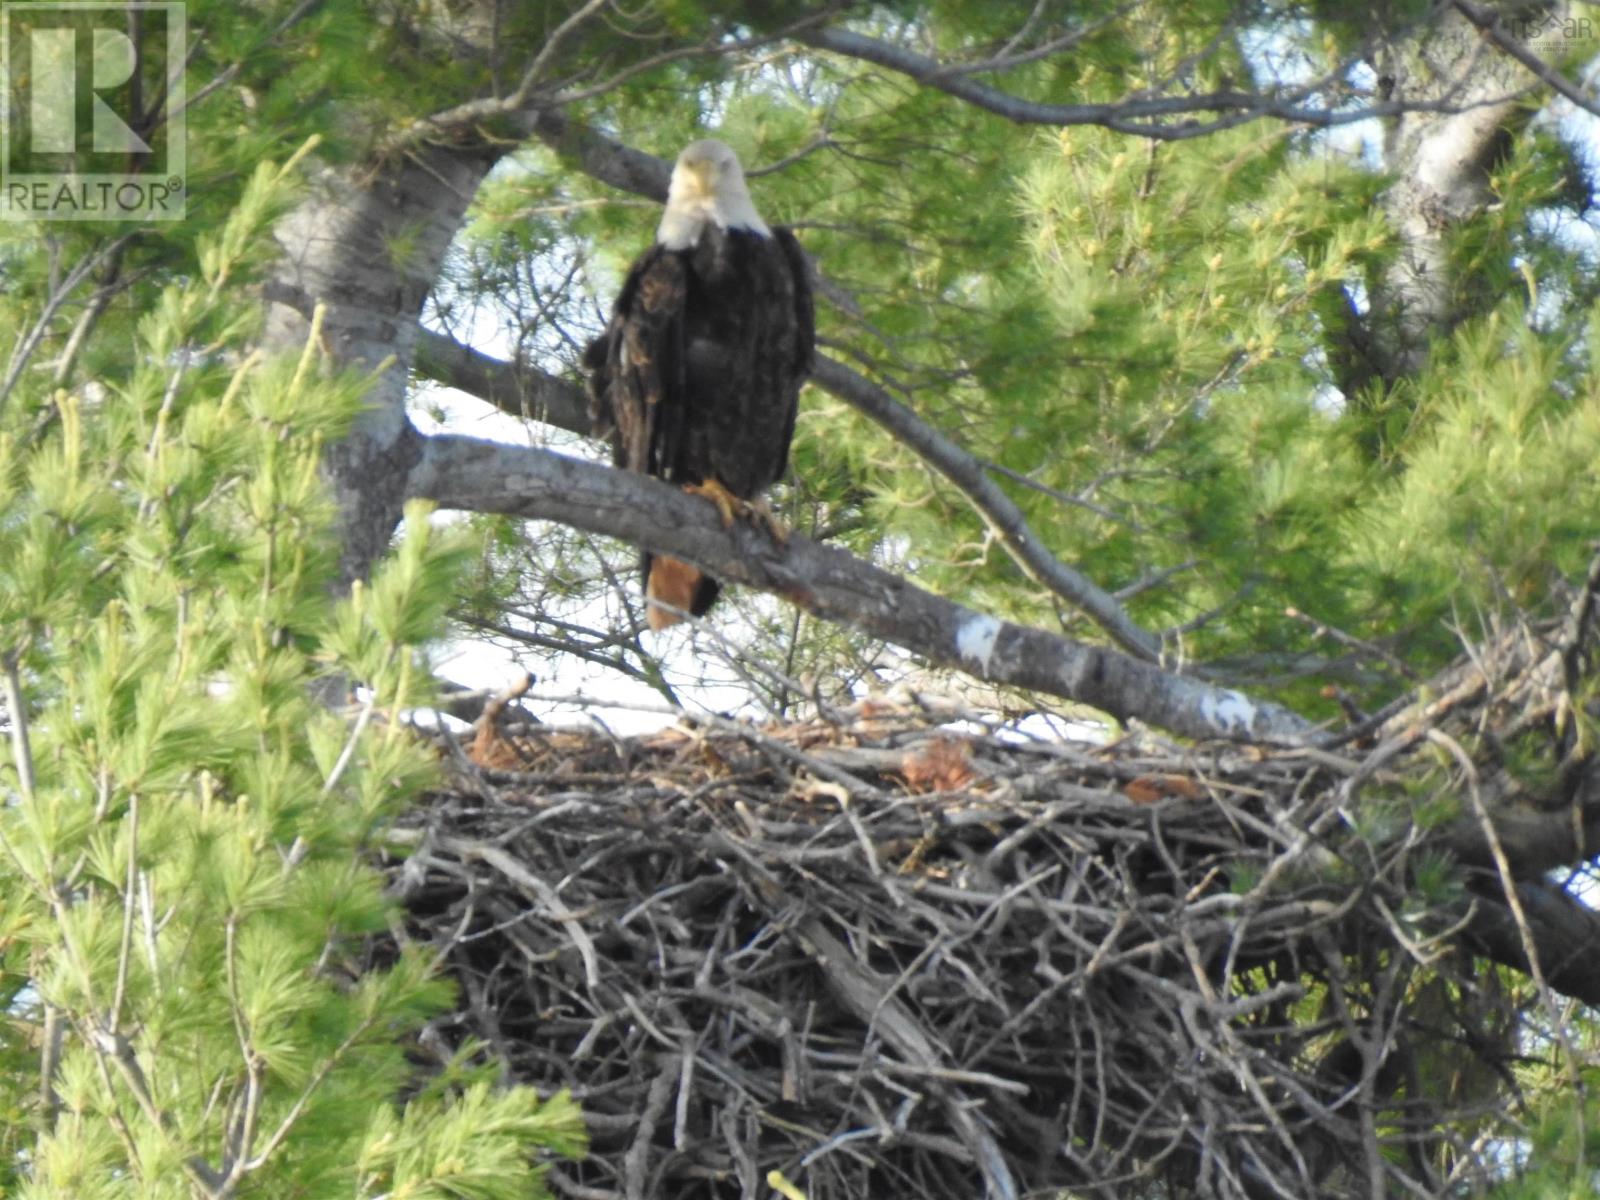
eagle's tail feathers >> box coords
[644,554,720,631]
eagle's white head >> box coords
[657,138,771,250]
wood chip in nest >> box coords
[1123,773,1207,805]
[465,673,537,769]
[468,720,541,771]
[640,724,742,782]
[898,735,977,793]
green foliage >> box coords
[1489,1058,1600,1199]
[0,151,580,1197]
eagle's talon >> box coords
[746,496,789,544]
[685,480,789,543]
[684,478,742,528]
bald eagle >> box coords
[585,139,814,630]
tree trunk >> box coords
[1360,4,1551,390]
[263,142,499,584]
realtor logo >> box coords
[1,3,185,220]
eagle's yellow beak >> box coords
[682,158,714,198]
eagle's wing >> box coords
[585,245,689,480]
[771,226,816,482]
[585,244,715,629]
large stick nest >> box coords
[378,660,1585,1200]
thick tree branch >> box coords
[1444,779,1600,878]
[1464,877,1600,1006]
[408,434,1315,743]
[514,107,671,200]
[412,324,1163,662]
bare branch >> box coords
[948,2,1138,75]
[810,357,1161,661]
[0,234,137,414]
[414,327,589,433]
[512,0,610,102]
[413,326,1163,661]
[793,26,1518,140]
[173,0,328,122]
[550,10,845,108]
[397,9,847,151]
[1453,0,1600,121]
[455,612,671,695]
[409,434,1316,743]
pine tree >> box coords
[0,151,583,1199]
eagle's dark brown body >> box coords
[586,220,814,627]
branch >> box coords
[397,9,850,153]
[1443,778,1600,878]
[810,357,1161,661]
[0,233,136,414]
[515,106,670,198]
[414,327,589,433]
[411,327,1163,662]
[792,26,1517,140]
[1464,877,1600,1006]
[1453,0,1600,121]
[408,434,1315,743]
